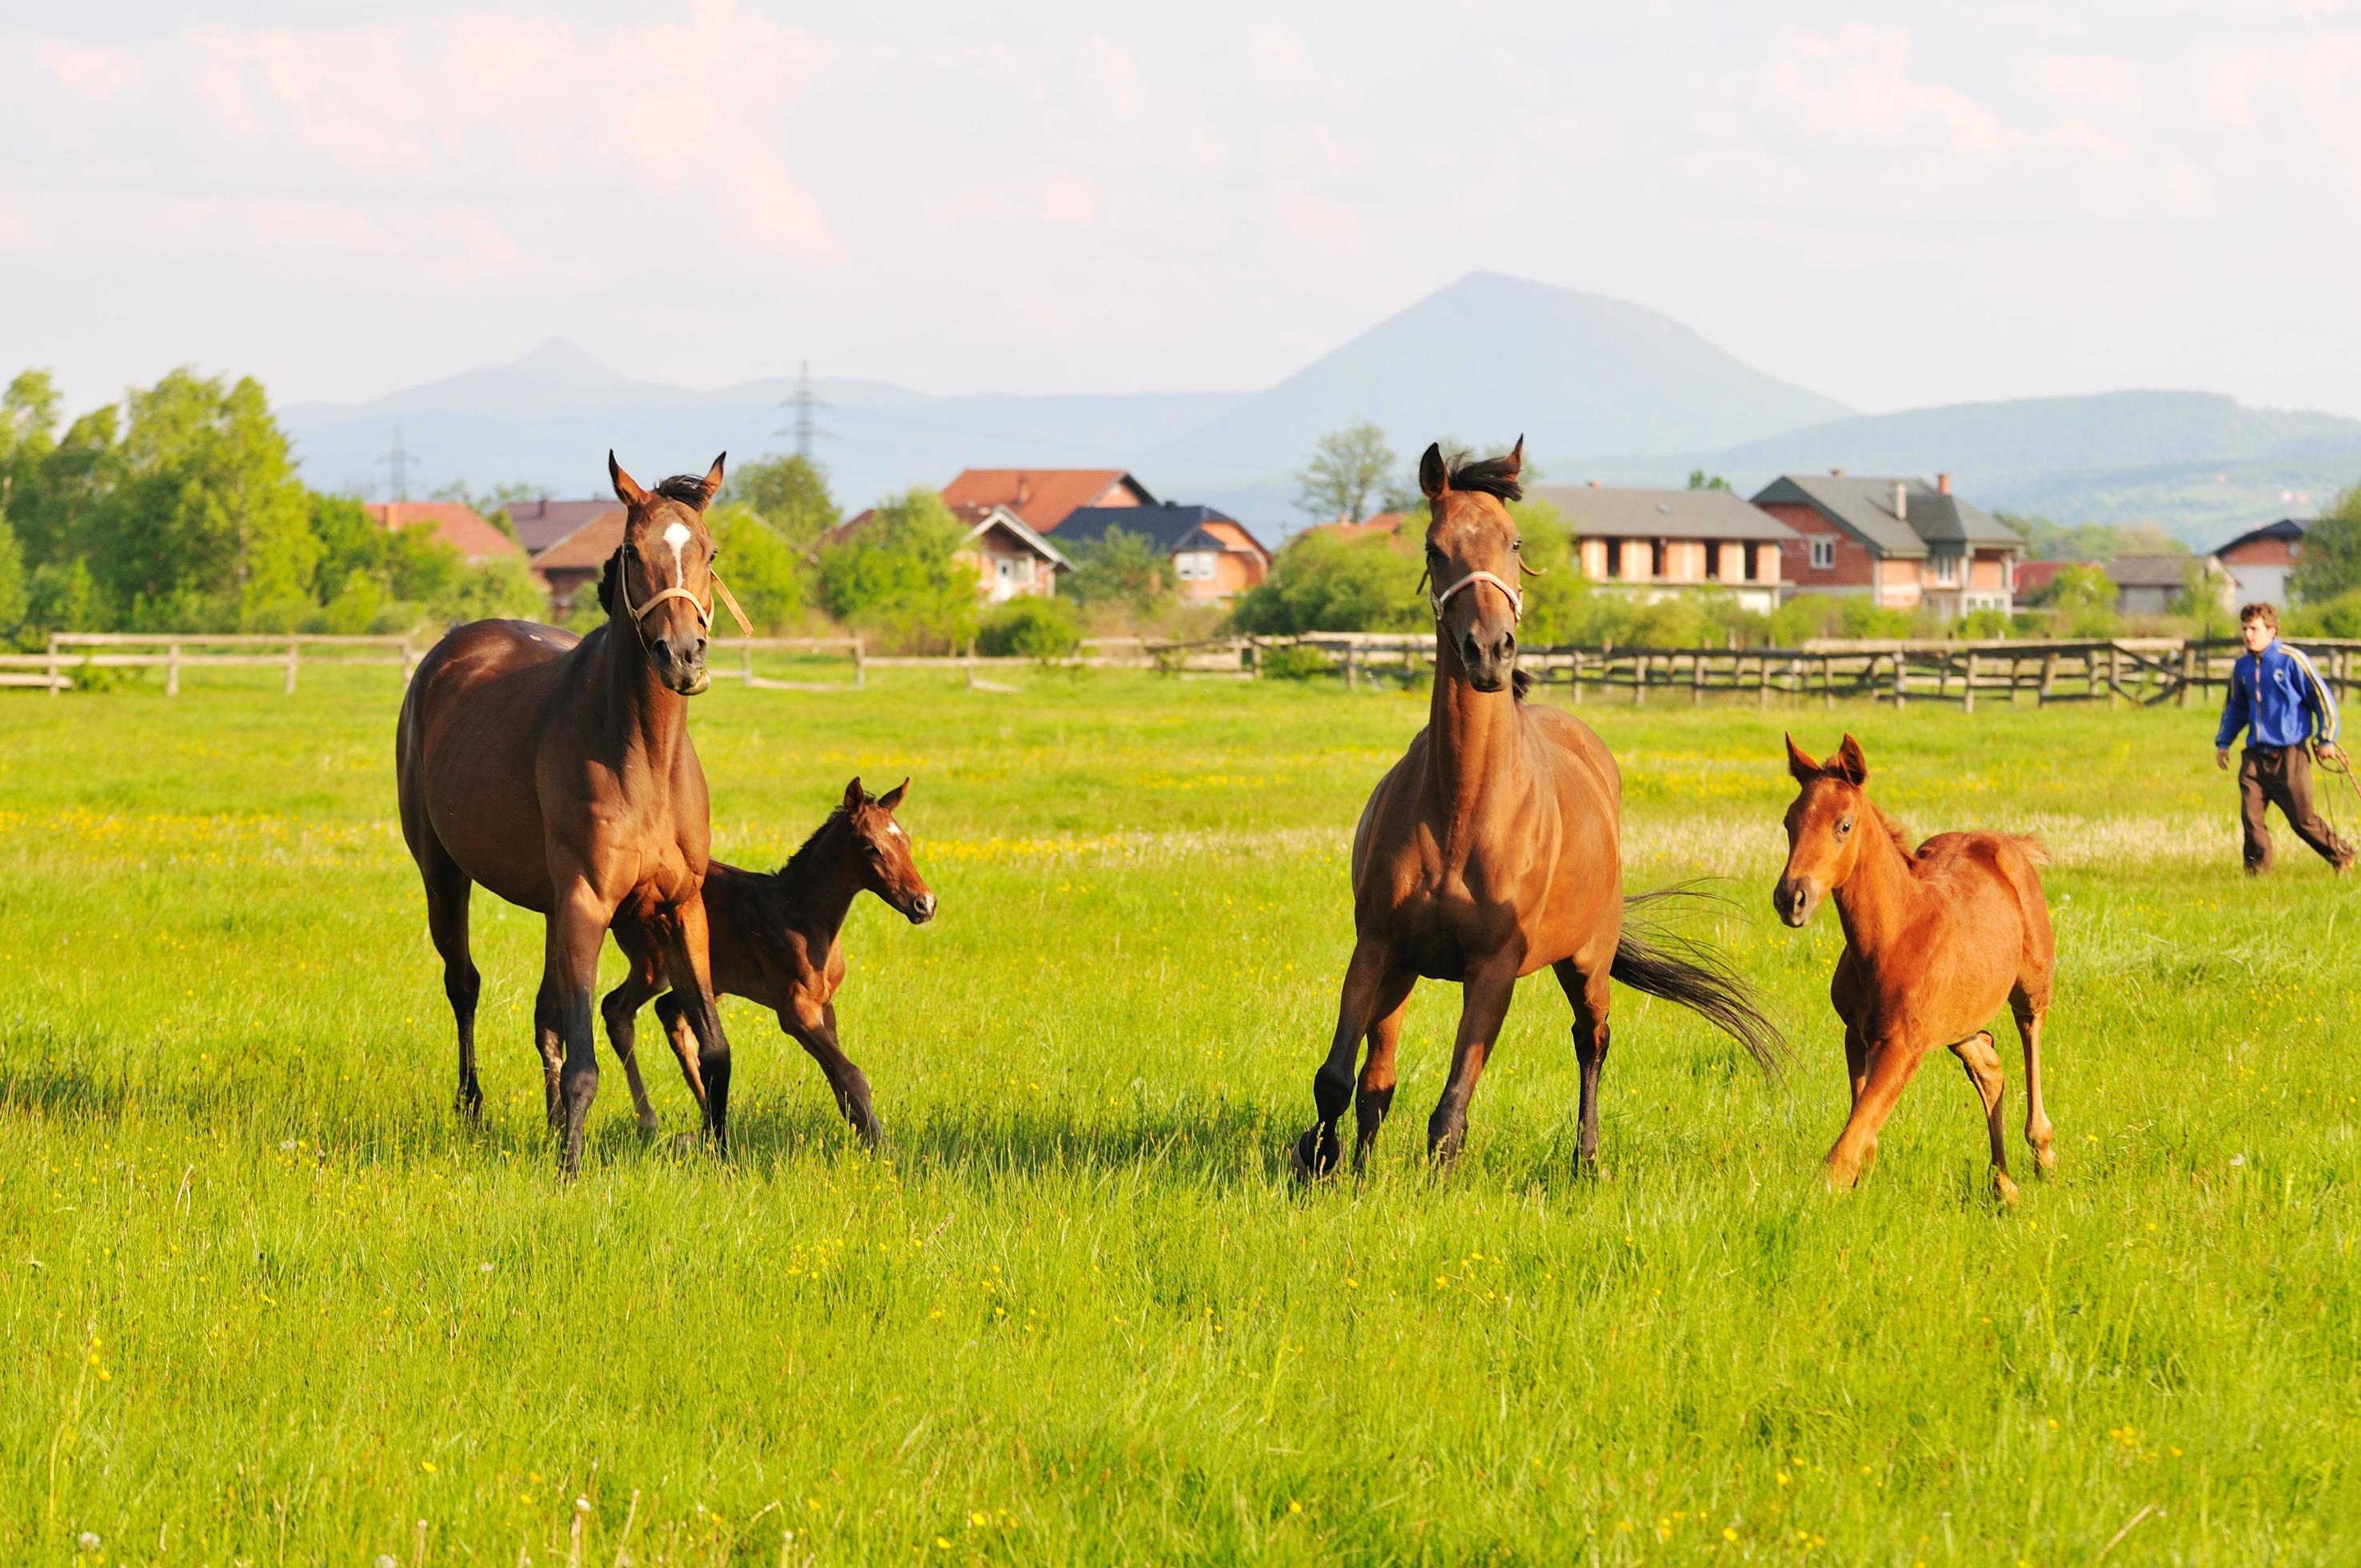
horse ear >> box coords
[1833,734,1869,786]
[1418,442,1449,502]
[610,451,648,510]
[878,777,908,812]
[1503,435,1524,481]
[1783,732,1819,784]
[597,552,618,614]
[697,452,726,510]
[842,777,865,814]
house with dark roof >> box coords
[1752,472,2023,615]
[2107,554,2223,618]
[1531,486,1798,614]
[363,502,523,566]
[1056,504,1271,602]
[941,469,1156,536]
[526,509,626,612]
[502,498,622,555]
[2210,518,2307,610]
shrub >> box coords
[975,595,1083,660]
[1256,643,1336,681]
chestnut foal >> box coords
[1773,734,2057,1199]
[601,778,934,1145]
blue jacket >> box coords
[2216,640,2340,750]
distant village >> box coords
[391,464,2303,626]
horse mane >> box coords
[1870,799,1916,858]
[653,473,716,506]
[1447,452,1523,503]
[778,808,850,882]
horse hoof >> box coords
[1290,1129,1339,1183]
[1993,1171,2022,1206]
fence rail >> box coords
[10,630,2359,712]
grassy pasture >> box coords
[0,668,2356,1565]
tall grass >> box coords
[0,670,2355,1563]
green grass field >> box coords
[2,669,2356,1565]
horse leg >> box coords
[786,999,882,1147]
[2013,987,2056,1175]
[1353,979,1415,1172]
[1825,1033,1929,1190]
[420,853,482,1121]
[1293,941,1395,1180]
[653,992,709,1111]
[1843,1022,1877,1178]
[545,877,611,1176]
[1427,961,1519,1167]
[533,978,566,1133]
[1949,1030,2019,1206]
[1552,957,1613,1169]
[598,930,664,1135]
[653,895,734,1154]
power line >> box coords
[778,361,830,462]
[376,425,421,501]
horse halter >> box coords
[1429,568,1524,624]
[614,540,754,643]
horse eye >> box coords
[1511,538,1523,552]
[1836,818,1854,837]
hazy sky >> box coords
[7,1,2360,418]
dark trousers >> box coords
[2240,746,2353,873]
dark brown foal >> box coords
[602,778,935,1144]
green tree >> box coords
[1996,511,2188,562]
[1065,526,1174,618]
[2291,482,2361,604]
[1687,470,1732,492]
[1295,421,1398,522]
[0,370,61,522]
[816,489,977,651]
[22,558,97,643]
[1231,531,1423,635]
[707,502,803,630]
[725,454,838,554]
[975,595,1082,659]
[0,511,26,645]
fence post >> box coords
[2039,651,2059,706]
[167,641,182,698]
[854,638,866,690]
[2107,646,2122,710]
[1963,650,1977,714]
[285,636,299,695]
[1891,650,1906,710]
[1634,653,1647,706]
[1571,652,1583,706]
[741,641,752,685]
[2178,642,2195,709]
[1345,642,1359,691]
[46,634,60,698]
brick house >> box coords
[1752,472,2023,615]
[940,469,1155,535]
[1054,503,1271,602]
[362,502,524,565]
[526,510,626,612]
[2210,518,2307,609]
[1530,486,1797,615]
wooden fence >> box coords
[7,630,2357,713]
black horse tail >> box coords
[1609,885,1788,1081]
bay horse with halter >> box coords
[1292,440,1784,1178]
[599,777,937,1145]
[1774,734,2057,1199]
[396,451,752,1174]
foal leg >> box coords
[598,934,665,1134]
[1293,941,1398,1180]
[2012,987,2056,1175]
[1353,982,1415,1172]
[1552,958,1613,1169]
[1948,1030,2019,1206]
[653,895,734,1153]
[421,855,482,1121]
[1427,961,1519,1168]
[653,993,710,1111]
[786,998,882,1147]
[1843,1022,1879,1178]
[1825,1033,1930,1190]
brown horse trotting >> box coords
[600,777,936,1145]
[1773,734,2057,1199]
[397,451,738,1174]
[1292,440,1784,1179]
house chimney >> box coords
[1587,479,1601,489]
[1830,468,1844,478]
[1892,482,1908,522]
[1937,472,1951,495]
[1016,474,1030,506]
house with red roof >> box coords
[822,503,1073,602]
[363,502,522,565]
[940,470,1155,535]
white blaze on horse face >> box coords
[662,521,692,589]
[886,822,906,839]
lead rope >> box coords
[2291,649,2359,854]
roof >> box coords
[529,508,626,573]
[501,498,620,554]
[822,502,1071,568]
[1751,474,2019,557]
[2210,517,2308,558]
[2015,560,2071,598]
[1530,486,1797,542]
[365,502,522,562]
[2108,554,2199,590]
[1056,504,1270,559]
[940,469,1156,534]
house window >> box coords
[1931,551,1959,586]
[1648,540,1667,578]
[1605,539,1624,578]
[1743,543,1762,582]
[1809,538,1836,571]
[1175,551,1215,582]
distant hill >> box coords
[278,279,2361,549]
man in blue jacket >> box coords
[2215,602,2352,873]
